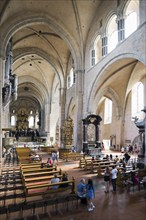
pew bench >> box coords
[22,169,62,178]
[85,159,108,171]
[24,174,63,186]
[20,162,42,167]
[24,178,75,197]
[21,166,56,173]
[61,153,84,162]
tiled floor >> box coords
[0,149,146,220]
[54,161,146,220]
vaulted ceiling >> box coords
[0,0,102,109]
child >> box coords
[86,179,95,211]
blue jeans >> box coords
[111,178,117,191]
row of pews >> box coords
[79,157,116,175]
[20,162,75,197]
[60,152,84,162]
[0,147,79,220]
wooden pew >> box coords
[88,160,115,174]
[85,159,108,171]
[24,174,63,186]
[22,168,62,188]
[61,152,83,161]
[24,177,75,197]
[20,162,42,168]
[22,169,62,178]
[96,161,116,176]
[21,166,56,173]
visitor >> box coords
[61,173,69,187]
[77,178,86,198]
[111,165,118,192]
[86,179,95,212]
[104,166,110,193]
[51,174,60,189]
[46,157,53,166]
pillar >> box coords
[59,87,66,147]
[0,56,4,163]
[74,70,84,152]
[44,102,50,145]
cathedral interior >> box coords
[0,0,146,220]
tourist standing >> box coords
[104,167,110,193]
[111,166,118,192]
[86,179,95,212]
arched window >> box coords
[132,82,144,120]
[30,110,33,115]
[28,116,34,128]
[11,115,16,126]
[104,98,112,124]
[91,35,102,66]
[35,111,39,128]
[125,0,139,38]
[67,68,74,89]
[107,15,118,53]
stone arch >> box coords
[87,53,146,114]
[18,75,49,107]
[90,87,121,120]
[13,47,64,89]
[0,12,82,70]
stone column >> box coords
[59,87,66,147]
[0,56,4,163]
[44,102,50,145]
[117,15,125,42]
[74,70,84,152]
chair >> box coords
[0,206,7,219]
[44,198,56,217]
[34,200,45,214]
[66,194,79,210]
[26,215,38,220]
[8,203,23,219]
[22,202,35,217]
[13,218,25,220]
[38,213,50,220]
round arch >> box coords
[87,53,146,114]
[92,87,122,120]
[18,75,49,107]
[13,47,64,89]
[0,12,82,70]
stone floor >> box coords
[0,148,146,220]
[39,150,146,220]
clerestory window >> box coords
[125,0,139,38]
[131,82,144,120]
[107,15,118,53]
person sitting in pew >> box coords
[51,174,60,189]
[30,154,40,161]
[46,157,53,167]
[60,173,69,187]
[77,178,87,203]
